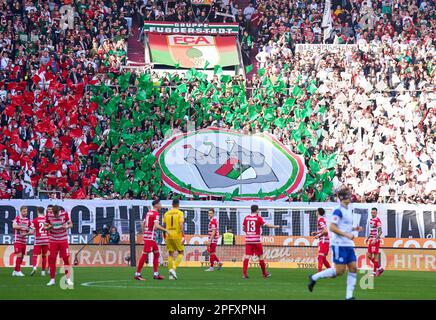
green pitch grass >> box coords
[1,267,435,300]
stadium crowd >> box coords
[0,0,434,204]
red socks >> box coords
[370,257,379,271]
[49,255,56,278]
[323,256,331,269]
[243,258,249,276]
[317,255,324,272]
[14,256,23,272]
[42,255,47,271]
[317,255,331,271]
[153,252,159,273]
[259,260,267,276]
[136,253,147,274]
[32,255,38,268]
[210,254,220,268]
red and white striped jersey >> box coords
[369,217,382,240]
[317,216,329,244]
[14,215,31,245]
[32,216,49,245]
[46,210,70,243]
[243,214,266,244]
[208,217,219,244]
[143,210,159,241]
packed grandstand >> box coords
[0,0,434,204]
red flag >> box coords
[23,91,34,104]
[89,102,98,111]
[69,112,78,126]
[69,163,79,173]
[78,141,89,156]
[72,188,86,199]
[88,114,97,127]
[58,177,68,188]
[46,162,61,173]
[60,147,71,161]
[70,128,83,138]
[21,105,33,116]
[59,136,72,146]
[1,171,11,181]
[90,174,97,184]
[34,109,45,119]
[88,143,99,152]
[32,74,41,84]
[47,177,57,186]
[82,176,90,187]
[7,82,17,90]
[4,105,15,117]
[44,138,54,149]
[45,72,55,82]
[31,175,40,188]
[29,149,37,158]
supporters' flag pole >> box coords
[321,0,333,43]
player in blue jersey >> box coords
[307,188,363,300]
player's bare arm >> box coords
[154,220,169,233]
[63,221,73,229]
[264,223,280,229]
[313,227,328,239]
[12,221,23,230]
[206,227,217,245]
[330,223,354,240]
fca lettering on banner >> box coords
[170,36,213,45]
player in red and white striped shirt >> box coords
[311,208,331,272]
[135,199,168,281]
[366,207,384,276]
[242,205,280,279]
[12,206,32,276]
[45,205,73,286]
[30,206,50,276]
[205,209,223,272]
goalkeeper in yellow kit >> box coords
[163,198,185,280]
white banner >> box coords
[295,44,357,53]
[0,200,435,244]
[154,128,307,200]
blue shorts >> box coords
[331,246,356,264]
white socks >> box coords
[346,272,357,299]
[312,267,337,281]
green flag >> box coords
[117,72,131,91]
[136,90,147,101]
[274,117,286,128]
[308,159,320,174]
[245,64,253,74]
[297,142,307,155]
[220,75,231,83]
[120,180,131,196]
[292,86,303,98]
[134,169,146,182]
[176,83,187,93]
[307,83,318,94]
[214,65,223,75]
[263,108,275,122]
